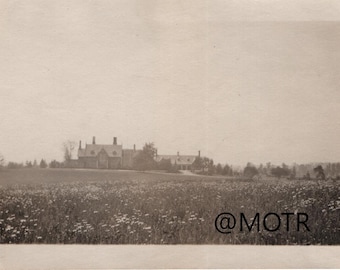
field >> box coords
[0,169,339,244]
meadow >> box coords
[0,169,339,244]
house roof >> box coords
[155,155,197,165]
[78,144,123,158]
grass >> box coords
[0,169,339,244]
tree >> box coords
[133,143,157,171]
[0,153,4,169]
[205,158,215,175]
[33,159,38,168]
[157,159,180,173]
[222,164,233,176]
[314,165,325,180]
[157,158,172,171]
[7,162,23,169]
[258,163,264,174]
[243,163,258,179]
[290,166,297,179]
[325,163,331,176]
[40,159,48,169]
[216,163,223,175]
[192,157,203,171]
[192,157,214,175]
[49,160,63,168]
[25,160,33,168]
[271,166,290,179]
[62,140,76,163]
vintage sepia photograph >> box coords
[0,0,340,268]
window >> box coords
[113,151,117,155]
[90,150,95,155]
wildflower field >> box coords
[0,169,339,244]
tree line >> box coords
[2,159,49,169]
[2,142,340,180]
[241,162,340,180]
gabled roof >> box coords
[155,155,197,165]
[78,144,122,158]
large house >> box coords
[77,136,140,169]
[76,136,200,170]
[155,151,200,170]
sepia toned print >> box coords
[1,0,340,268]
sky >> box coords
[1,0,340,166]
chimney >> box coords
[155,149,158,157]
[198,150,200,157]
[113,137,117,145]
[92,136,96,145]
[133,144,136,151]
[79,140,82,150]
[177,151,179,156]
